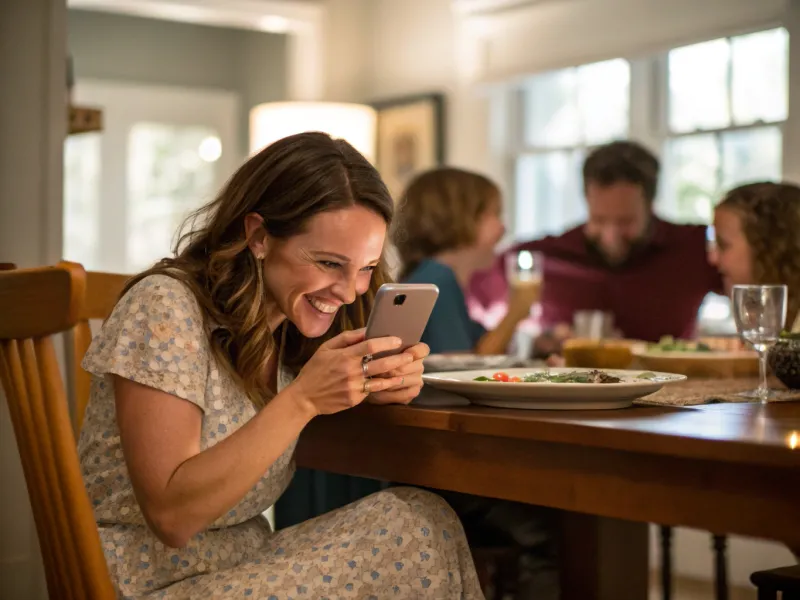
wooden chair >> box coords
[70,269,130,433]
[751,565,800,600]
[0,262,116,599]
[659,526,729,600]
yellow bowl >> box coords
[562,339,645,369]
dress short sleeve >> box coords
[81,274,210,410]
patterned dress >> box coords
[78,275,484,599]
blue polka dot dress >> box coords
[78,275,484,599]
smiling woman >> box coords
[77,132,482,598]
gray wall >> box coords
[67,9,287,157]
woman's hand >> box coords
[368,342,430,406]
[290,329,413,417]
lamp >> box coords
[249,101,377,162]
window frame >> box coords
[656,29,788,221]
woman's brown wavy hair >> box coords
[392,167,499,279]
[717,181,800,327]
[122,132,394,406]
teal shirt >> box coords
[404,259,486,353]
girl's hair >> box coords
[392,167,499,279]
[717,181,800,327]
[123,131,393,406]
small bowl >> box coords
[768,336,800,390]
[562,339,645,369]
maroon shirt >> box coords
[467,218,723,342]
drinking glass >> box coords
[731,284,787,403]
[573,310,615,340]
[505,249,543,291]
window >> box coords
[660,28,788,332]
[514,59,630,239]
[508,27,788,333]
[63,81,239,273]
[661,28,788,224]
[127,123,221,272]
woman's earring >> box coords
[255,251,265,260]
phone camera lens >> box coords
[393,294,407,306]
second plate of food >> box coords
[632,337,757,378]
[422,368,686,410]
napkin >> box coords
[636,377,800,407]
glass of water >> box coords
[731,284,787,403]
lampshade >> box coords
[249,101,377,162]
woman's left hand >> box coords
[368,343,430,405]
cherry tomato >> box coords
[508,376,521,382]
[492,372,509,382]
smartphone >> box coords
[364,283,439,359]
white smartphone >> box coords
[364,283,439,359]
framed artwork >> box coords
[373,93,445,201]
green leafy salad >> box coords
[473,370,660,384]
[648,336,712,352]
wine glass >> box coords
[731,285,787,403]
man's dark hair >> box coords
[582,140,660,203]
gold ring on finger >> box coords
[362,378,371,394]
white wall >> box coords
[322,0,800,589]
[0,0,67,598]
[321,0,371,103]
[473,0,785,81]
[68,9,285,160]
[325,0,491,183]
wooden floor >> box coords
[648,575,756,600]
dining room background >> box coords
[1,0,798,598]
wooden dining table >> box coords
[294,398,800,600]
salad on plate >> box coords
[473,369,660,384]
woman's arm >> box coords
[115,329,407,549]
[115,377,314,548]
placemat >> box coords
[636,378,800,407]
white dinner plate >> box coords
[422,367,686,410]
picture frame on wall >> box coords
[372,93,445,201]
